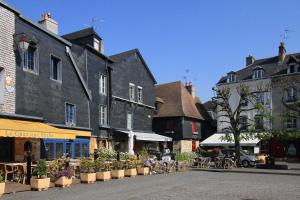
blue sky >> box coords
[5,0,300,102]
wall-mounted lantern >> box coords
[18,34,29,52]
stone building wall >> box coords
[0,5,16,113]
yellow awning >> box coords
[0,118,90,139]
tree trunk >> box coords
[234,134,241,167]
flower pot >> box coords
[55,176,72,188]
[111,170,125,179]
[80,173,96,184]
[137,167,149,175]
[30,178,50,191]
[125,168,137,177]
[96,171,111,181]
[0,182,5,197]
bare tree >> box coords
[212,84,270,165]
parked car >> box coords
[219,149,256,167]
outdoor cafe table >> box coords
[0,162,26,182]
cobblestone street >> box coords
[2,171,300,200]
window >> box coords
[65,103,76,126]
[45,143,54,160]
[56,143,63,158]
[0,68,4,104]
[99,74,107,95]
[165,120,173,131]
[286,87,297,102]
[227,73,236,83]
[241,98,248,107]
[253,69,264,79]
[255,92,265,105]
[137,86,143,103]
[129,83,135,101]
[192,122,198,134]
[255,115,263,130]
[240,116,248,131]
[127,113,133,130]
[50,55,62,81]
[23,45,38,73]
[286,117,297,130]
[288,64,297,74]
[94,38,100,51]
[100,105,107,126]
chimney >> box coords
[185,82,196,99]
[278,42,286,63]
[246,55,255,66]
[38,13,58,34]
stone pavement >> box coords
[2,171,300,200]
[191,162,300,176]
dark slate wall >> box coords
[152,117,183,140]
[86,49,109,137]
[15,17,90,128]
[182,118,201,140]
[152,117,201,140]
[110,52,155,132]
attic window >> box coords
[288,63,297,74]
[227,73,236,83]
[253,68,264,79]
[94,38,100,51]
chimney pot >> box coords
[38,12,58,34]
[278,42,286,63]
[246,55,255,66]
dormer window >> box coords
[253,67,264,79]
[288,63,297,74]
[94,38,100,51]
[227,72,236,83]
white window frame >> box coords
[286,87,297,102]
[127,112,133,130]
[255,92,265,105]
[99,105,108,126]
[65,103,76,126]
[99,74,107,95]
[129,83,135,101]
[286,117,297,130]
[50,55,62,82]
[137,86,143,103]
[253,69,264,79]
[227,74,236,83]
[23,45,39,74]
[94,38,100,51]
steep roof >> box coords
[218,52,300,84]
[63,27,102,41]
[154,81,204,120]
[110,49,157,84]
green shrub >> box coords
[175,152,197,163]
[94,158,106,172]
[80,158,95,173]
[33,160,48,179]
[94,147,116,161]
[112,160,123,170]
[139,147,148,160]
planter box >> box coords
[96,171,111,181]
[0,183,5,197]
[125,168,137,177]
[80,173,96,184]
[30,178,50,191]
[137,167,149,175]
[111,170,125,179]
[55,176,72,188]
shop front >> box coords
[0,118,91,162]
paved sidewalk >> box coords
[191,162,300,176]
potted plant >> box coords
[111,161,125,179]
[137,148,149,175]
[0,174,5,197]
[125,156,137,177]
[31,160,50,191]
[49,158,73,188]
[95,158,111,181]
[80,158,96,184]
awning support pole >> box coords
[128,131,135,155]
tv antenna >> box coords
[280,28,292,42]
[84,17,104,30]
